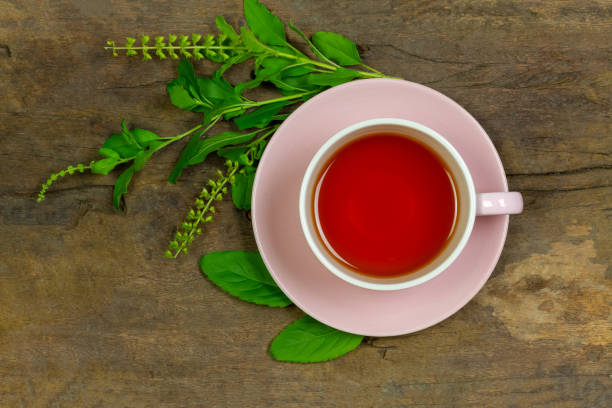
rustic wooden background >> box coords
[1,0,610,406]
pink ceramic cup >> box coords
[299,118,523,291]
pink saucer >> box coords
[252,79,509,336]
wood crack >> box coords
[0,152,85,162]
[11,184,114,197]
[96,80,168,91]
[521,146,611,157]
[363,337,398,360]
[393,373,609,387]
[370,43,533,66]
[371,44,473,65]
[519,185,610,193]
[507,164,612,177]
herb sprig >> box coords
[43,0,394,222]
[165,160,240,258]
[39,0,395,363]
[37,162,93,203]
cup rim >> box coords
[299,118,477,291]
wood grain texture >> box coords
[1,0,610,406]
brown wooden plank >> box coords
[0,0,610,406]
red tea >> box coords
[313,133,457,277]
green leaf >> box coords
[216,16,240,42]
[288,21,337,66]
[98,147,120,159]
[113,165,135,210]
[258,56,293,73]
[235,58,290,95]
[168,129,205,184]
[282,64,318,78]
[233,100,290,130]
[188,130,258,165]
[101,133,140,159]
[133,149,154,171]
[240,27,267,53]
[253,138,268,159]
[218,52,255,76]
[200,251,292,307]
[177,58,200,93]
[243,0,286,46]
[197,76,235,102]
[91,157,119,175]
[169,129,260,184]
[238,153,253,166]
[307,68,361,87]
[224,107,248,120]
[131,128,159,146]
[232,166,256,209]
[251,57,316,94]
[197,72,244,121]
[168,64,246,121]
[272,74,323,93]
[99,124,159,166]
[311,32,361,66]
[168,78,202,111]
[217,145,248,161]
[168,60,213,112]
[270,42,307,59]
[269,316,363,363]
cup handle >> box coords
[476,192,523,216]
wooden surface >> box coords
[1,0,610,406]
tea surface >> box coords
[314,133,457,277]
